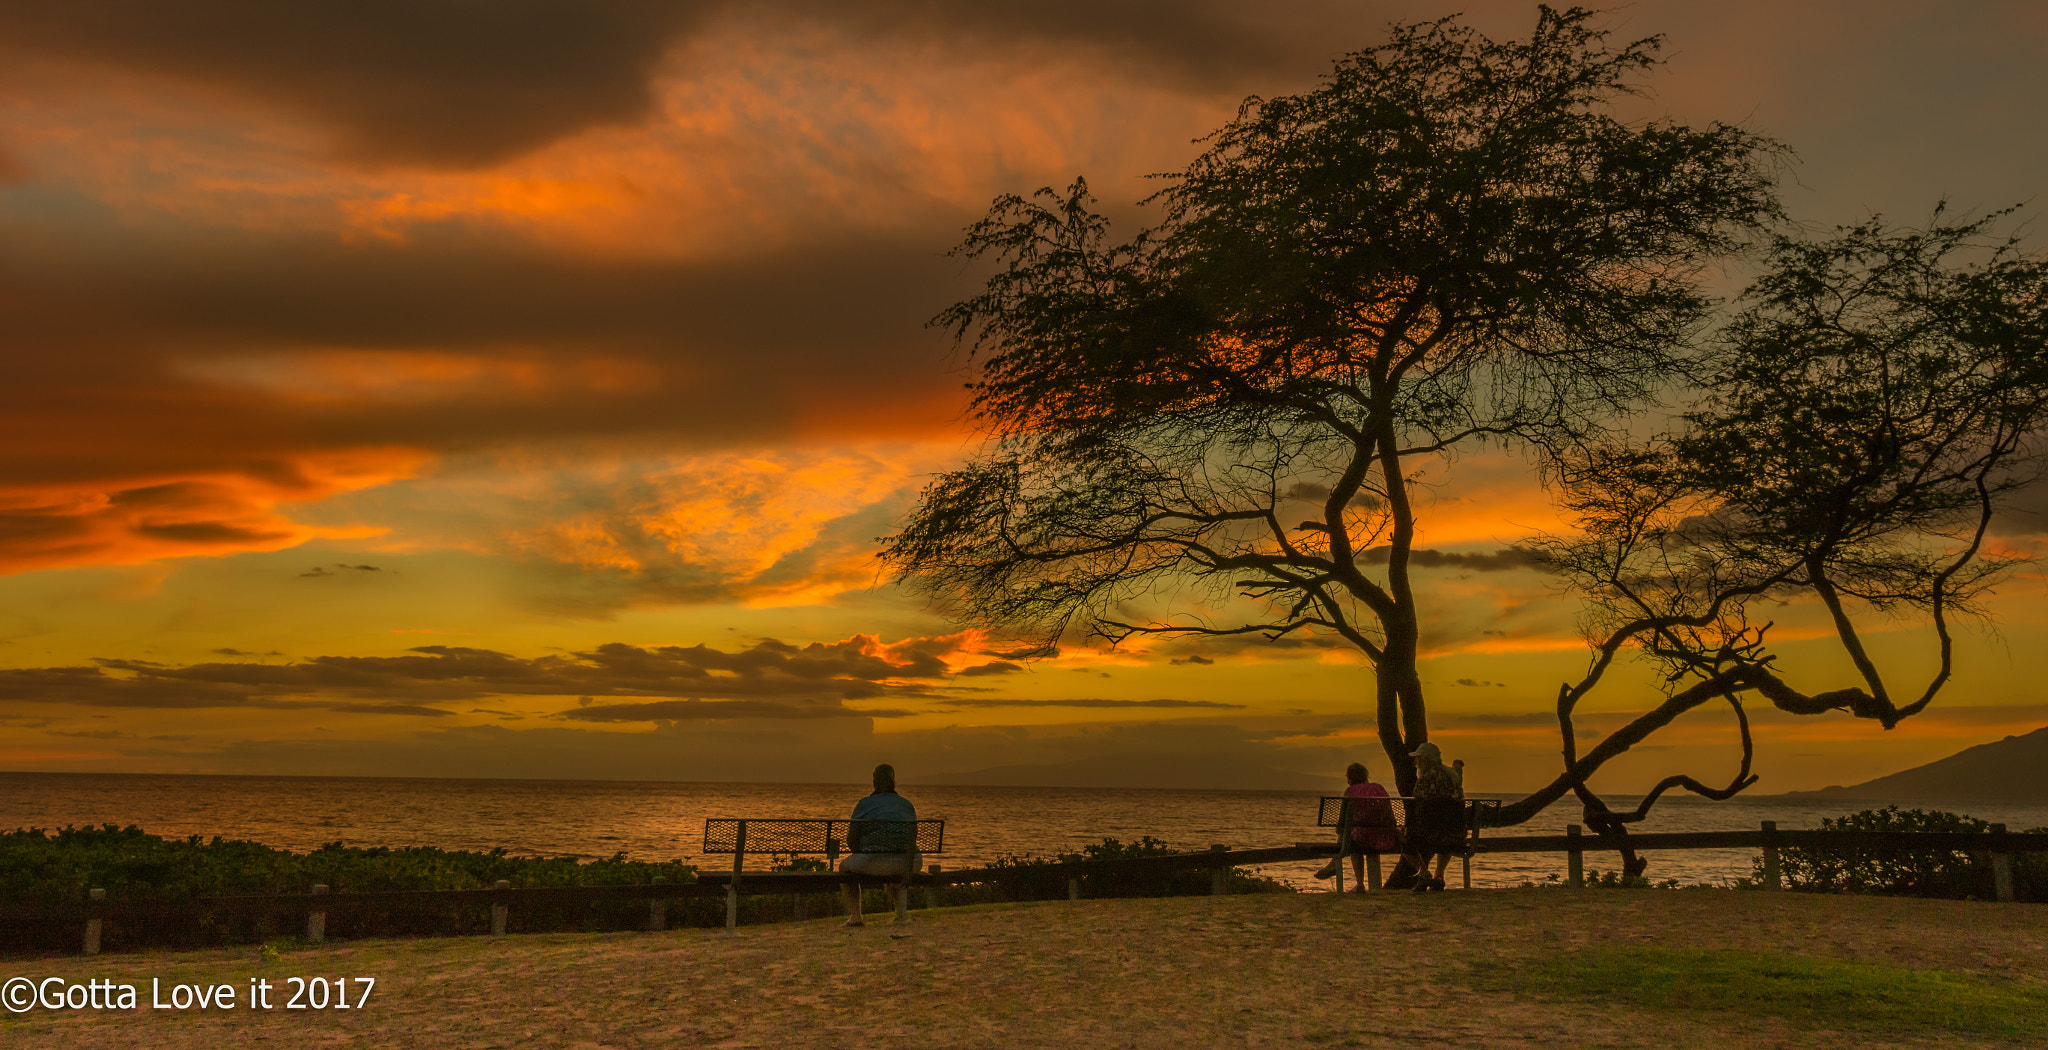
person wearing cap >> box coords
[1403,741,1464,892]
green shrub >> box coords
[0,824,697,903]
[0,824,703,953]
[937,837,1291,904]
[1757,807,2047,901]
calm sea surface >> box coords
[6,772,2046,890]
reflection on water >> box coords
[5,772,2045,891]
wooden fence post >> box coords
[1991,824,2015,903]
[491,880,509,937]
[1366,853,1382,891]
[84,888,104,956]
[1761,821,1781,891]
[1566,825,1583,888]
[1067,871,1080,901]
[648,876,667,931]
[726,821,747,931]
[926,864,942,910]
[1210,844,1228,896]
[307,884,328,944]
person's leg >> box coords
[838,855,872,926]
[1349,851,1366,890]
[1432,852,1451,888]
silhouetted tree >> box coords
[882,8,2048,852]
[1505,210,2048,869]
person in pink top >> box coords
[1316,762,1398,889]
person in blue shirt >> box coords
[838,763,920,926]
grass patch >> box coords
[1504,947,2048,1038]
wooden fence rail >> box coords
[16,823,2046,956]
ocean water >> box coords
[5,772,2046,891]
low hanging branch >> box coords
[1491,212,2048,866]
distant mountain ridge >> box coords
[1785,725,2048,802]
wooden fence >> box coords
[17,823,2048,956]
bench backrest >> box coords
[702,818,946,856]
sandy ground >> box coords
[4,889,2045,1049]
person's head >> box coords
[872,763,897,794]
[1410,741,1443,768]
[1344,762,1369,785]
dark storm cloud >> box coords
[956,661,1023,677]
[0,634,985,715]
[0,0,1380,167]
[0,665,450,717]
[0,0,706,168]
[0,228,961,490]
[559,698,915,722]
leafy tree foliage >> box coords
[886,8,1780,793]
[884,7,2048,846]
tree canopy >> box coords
[883,7,2048,845]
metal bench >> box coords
[1317,797,1501,890]
[701,818,946,927]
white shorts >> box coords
[839,852,921,877]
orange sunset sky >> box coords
[2,1,2045,795]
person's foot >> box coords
[1411,880,1430,893]
[1313,858,1340,879]
[1430,878,1448,891]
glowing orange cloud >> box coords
[0,448,422,576]
[358,442,964,608]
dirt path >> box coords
[6,890,2045,1048]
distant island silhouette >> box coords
[1782,725,2048,803]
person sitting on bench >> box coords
[839,763,920,926]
